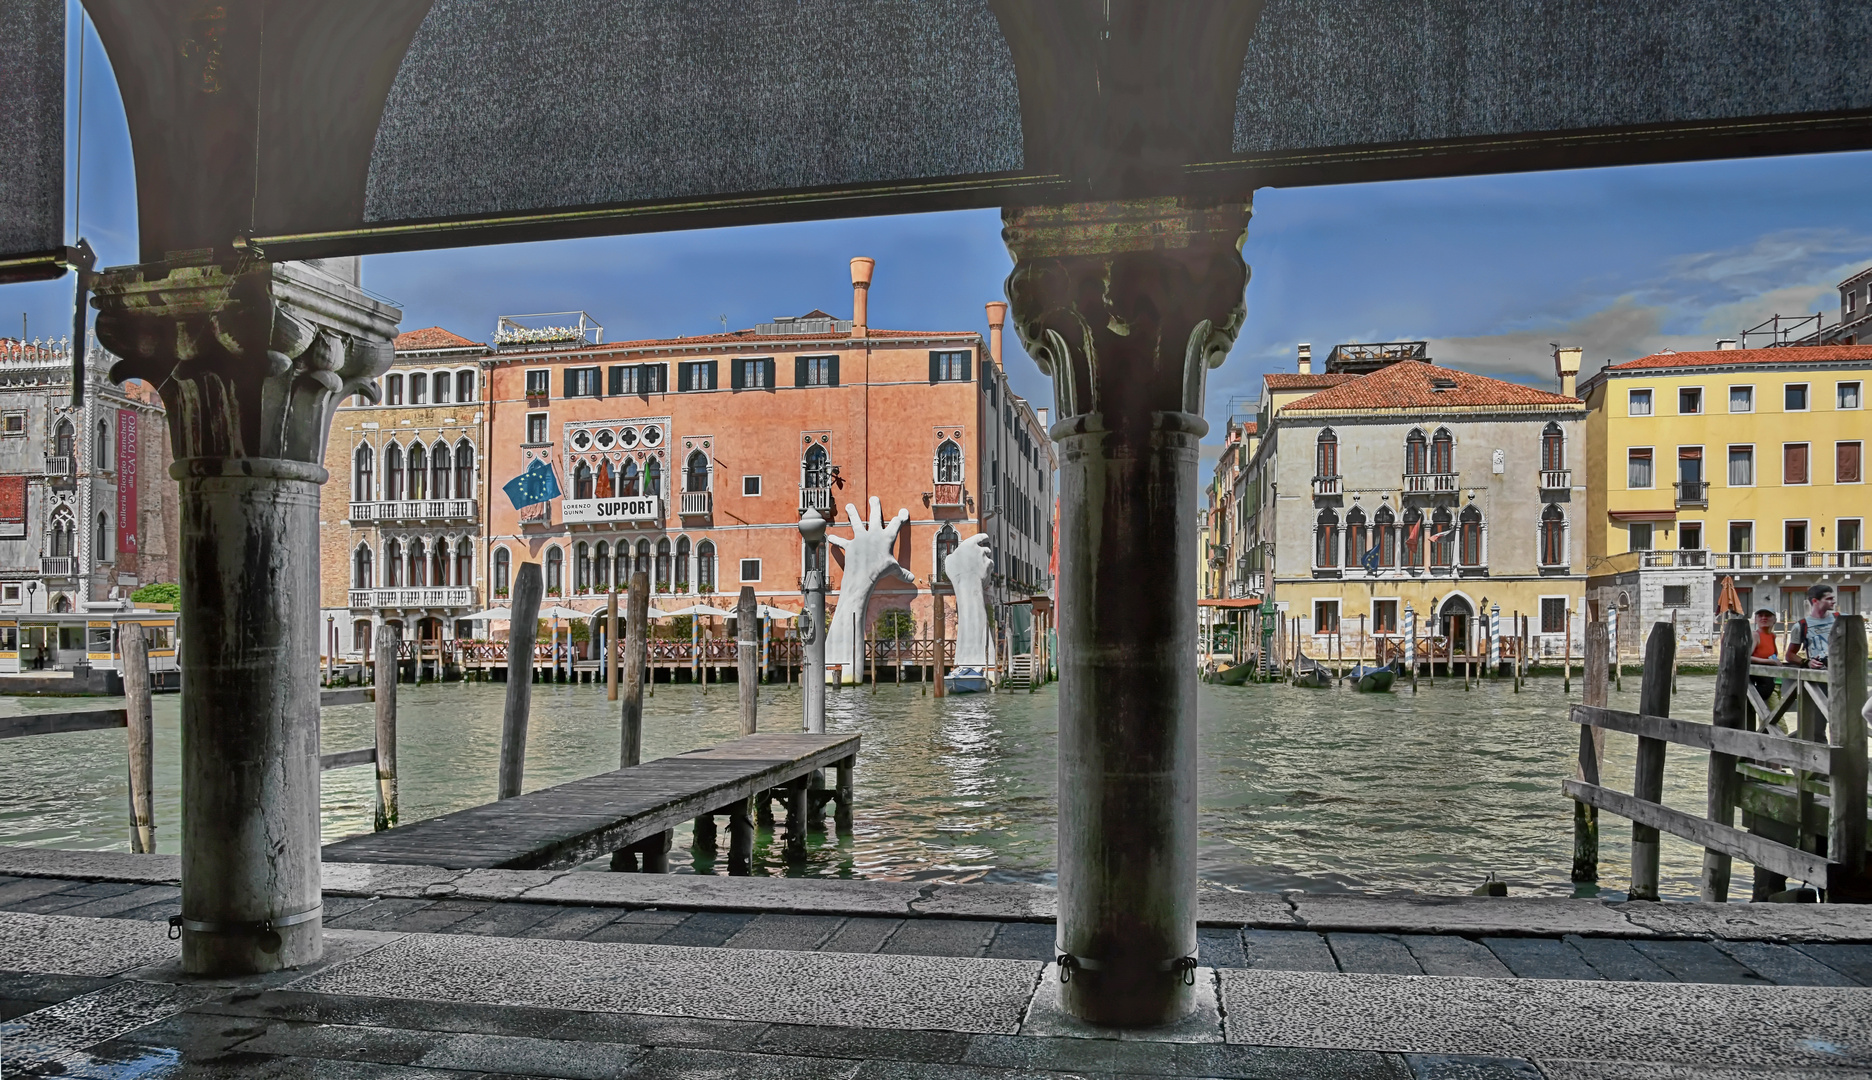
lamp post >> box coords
[799,508,828,733]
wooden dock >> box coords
[322,732,859,873]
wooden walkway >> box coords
[321,732,859,872]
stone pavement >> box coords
[1,848,1870,1078]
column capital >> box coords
[1002,197,1250,440]
[92,258,401,468]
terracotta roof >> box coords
[1282,361,1580,412]
[490,325,977,358]
[1265,372,1357,391]
[395,326,484,351]
[1607,345,1872,371]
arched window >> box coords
[354,444,375,501]
[432,537,450,586]
[935,439,962,484]
[493,546,510,597]
[454,541,472,590]
[454,441,474,499]
[1315,508,1339,568]
[95,420,111,471]
[803,443,831,489]
[1375,505,1397,568]
[573,462,594,500]
[1541,422,1565,472]
[408,538,427,586]
[95,512,110,561]
[935,525,960,581]
[1403,507,1426,568]
[1540,504,1567,566]
[620,459,639,497]
[432,371,451,404]
[1344,505,1368,568]
[1431,429,1455,474]
[656,538,672,590]
[614,543,630,588]
[53,418,73,458]
[594,541,610,590]
[644,457,662,498]
[353,619,373,654]
[385,538,403,586]
[685,450,710,492]
[386,373,404,405]
[697,540,716,592]
[545,546,563,594]
[635,538,651,576]
[431,440,450,501]
[1430,508,1455,568]
[1459,505,1484,567]
[596,462,614,498]
[409,372,427,405]
[1316,429,1339,479]
[456,370,476,403]
[384,442,404,501]
[1405,429,1428,475]
[675,537,691,592]
[407,442,426,501]
[574,541,590,591]
[354,543,374,588]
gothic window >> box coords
[574,541,590,591]
[697,540,716,592]
[935,439,962,484]
[1315,508,1339,568]
[386,539,404,586]
[596,462,614,498]
[408,538,427,587]
[803,443,831,489]
[432,537,450,586]
[656,538,672,590]
[1403,507,1426,568]
[1430,508,1455,568]
[644,457,662,498]
[675,537,691,591]
[454,541,472,589]
[493,546,510,596]
[407,442,427,501]
[53,418,74,458]
[1431,429,1455,474]
[454,441,474,499]
[94,420,110,470]
[935,525,959,581]
[384,442,404,501]
[573,461,594,500]
[620,459,640,497]
[545,545,563,594]
[431,440,451,499]
[354,444,374,501]
[1541,423,1566,471]
[685,450,710,492]
[1540,504,1567,565]
[636,538,651,576]
[1375,505,1397,568]
[1459,505,1484,567]
[1316,429,1338,478]
[613,543,630,587]
[1344,505,1368,567]
[1405,429,1428,475]
[594,541,610,590]
[95,512,109,561]
[49,513,72,557]
[354,543,373,588]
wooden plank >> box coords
[1752,664,1831,685]
[1827,616,1868,883]
[1570,704,1832,773]
[1629,623,1675,902]
[320,687,375,707]
[1563,780,1831,884]
[1702,616,1752,902]
[320,747,378,771]
[0,709,128,739]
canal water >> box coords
[0,673,1730,898]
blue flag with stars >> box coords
[503,458,561,509]
[1361,538,1381,573]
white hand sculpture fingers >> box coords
[844,502,864,533]
[826,534,850,550]
[882,508,909,543]
[868,495,884,530]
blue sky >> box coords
[14,5,1872,454]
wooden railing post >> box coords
[122,630,155,854]
[1573,620,1607,884]
[1827,614,1868,898]
[498,562,544,800]
[1629,622,1676,901]
[1700,615,1752,901]
[374,633,399,831]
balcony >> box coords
[349,586,476,609]
[40,556,73,577]
[1402,471,1460,495]
[932,482,965,509]
[680,491,713,517]
[1539,469,1572,492]
[350,498,477,523]
[1311,475,1341,497]
[800,486,835,514]
[1674,481,1708,508]
[44,456,72,487]
[1711,550,1872,572]
[1639,549,1708,569]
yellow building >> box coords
[1582,343,1870,657]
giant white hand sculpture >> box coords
[943,532,994,670]
[824,496,913,683]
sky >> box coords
[14,3,1872,459]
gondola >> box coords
[1205,659,1256,685]
[1290,651,1332,688]
[1341,661,1398,693]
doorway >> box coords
[1440,596,1474,655]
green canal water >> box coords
[0,673,1730,899]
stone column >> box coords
[93,257,399,974]
[1003,197,1249,1026]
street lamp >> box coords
[798,507,828,733]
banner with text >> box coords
[116,409,139,557]
[561,496,662,525]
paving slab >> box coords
[325,897,441,932]
[1197,888,1302,928]
[1174,1042,1411,1079]
[426,868,567,900]
[48,884,181,920]
[412,1029,648,1077]
[0,846,180,885]
[289,930,1044,1034]
[518,905,625,941]
[1241,929,1339,972]
[912,882,1057,921]
[1792,943,1872,985]
[1615,901,1872,943]
[757,1021,974,1064]
[1715,941,1862,987]
[1404,1053,1545,1079]
[1563,935,1675,982]
[1400,936,1513,978]
[1293,895,1634,938]
[0,910,177,976]
[1538,1063,1872,1079]
[986,921,1057,962]
[0,978,221,1075]
[965,1029,1189,1072]
[879,917,997,957]
[516,871,925,915]
[320,862,467,899]
[446,900,564,938]
[820,916,905,954]
[726,913,844,951]
[1218,968,1872,1068]
[654,910,757,947]
[1479,937,1600,981]
[0,876,86,908]
[1197,926,1247,968]
[629,1046,861,1078]
[1329,933,1424,975]
[1629,939,1772,985]
[1018,964,1220,1043]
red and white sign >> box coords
[116,408,138,556]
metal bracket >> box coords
[168,904,321,953]
[1055,948,1199,985]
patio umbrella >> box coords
[539,604,594,621]
[1716,576,1744,617]
[660,603,734,618]
[459,607,511,622]
[756,604,798,621]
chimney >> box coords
[850,257,874,335]
[1716,339,1739,350]
[1553,345,1583,398]
[984,301,1007,366]
[1297,343,1312,375]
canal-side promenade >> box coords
[3,847,1870,1078]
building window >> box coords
[656,538,672,590]
[1430,508,1455,567]
[1313,599,1340,634]
[455,544,472,590]
[1628,388,1652,416]
[1841,381,1863,410]
[1729,521,1753,553]
[685,450,710,492]
[526,413,548,444]
[1540,423,1564,470]
[1839,441,1863,484]
[930,350,971,382]
[1729,385,1753,413]
[733,358,774,389]
[354,444,374,500]
[432,538,451,587]
[543,546,562,594]
[406,442,427,500]
[645,458,662,498]
[1314,509,1339,568]
[1344,506,1367,568]
[454,441,475,498]
[935,525,959,582]
[935,439,962,484]
[679,361,718,391]
[697,540,716,591]
[407,538,427,586]
[384,443,404,501]
[1785,383,1809,411]
[409,372,427,405]
[573,461,594,499]
[94,420,110,470]
[1541,597,1567,634]
[1458,506,1483,567]
[1,584,17,603]
[386,374,404,405]
[1627,447,1653,489]
[1840,519,1864,552]
[353,544,373,588]
[796,355,838,387]
[457,370,476,403]
[1430,429,1455,474]
[564,367,600,397]
[433,371,452,404]
[1373,599,1398,634]
[675,537,690,591]
[1539,505,1566,566]
[1678,387,1702,415]
[740,558,761,582]
[1727,445,1753,486]
[1784,443,1809,485]
[1315,428,1338,478]
[573,542,591,592]
[1375,505,1397,568]
[431,440,451,499]
[1404,428,1427,474]
[743,475,762,496]
[1663,585,1691,608]
[0,412,23,436]
[1402,507,1426,568]
[384,539,402,586]
[525,369,550,398]
[1629,522,1653,551]
[1678,446,1702,490]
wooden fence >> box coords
[1565,613,1868,902]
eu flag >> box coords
[1361,538,1381,573]
[503,458,561,509]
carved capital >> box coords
[92,258,401,468]
[1002,198,1250,440]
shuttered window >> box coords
[563,367,600,397]
[1840,441,1863,484]
[1784,443,1809,485]
[930,350,971,382]
[732,358,775,390]
[796,355,838,387]
[679,361,718,392]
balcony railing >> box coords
[1638,549,1709,569]
[680,491,712,516]
[40,556,73,577]
[1712,550,1872,572]
[1311,475,1341,497]
[350,499,477,522]
[44,456,72,485]
[1674,481,1708,507]
[1402,471,1460,495]
[1539,469,1572,491]
[349,586,476,609]
[800,486,834,513]
[932,482,965,508]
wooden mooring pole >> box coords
[373,632,399,831]
[622,572,648,769]
[933,592,946,698]
[1699,615,1751,901]
[1628,622,1676,901]
[498,562,544,800]
[123,630,155,854]
[737,586,758,735]
[1572,618,1608,885]
[606,591,619,701]
[1827,616,1869,900]
[1562,607,1573,695]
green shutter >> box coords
[962,352,973,381]
[731,358,745,390]
[608,366,624,395]
[828,356,839,386]
[705,361,718,389]
[563,369,576,397]
[929,351,941,383]
[795,356,808,387]
[763,358,775,388]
